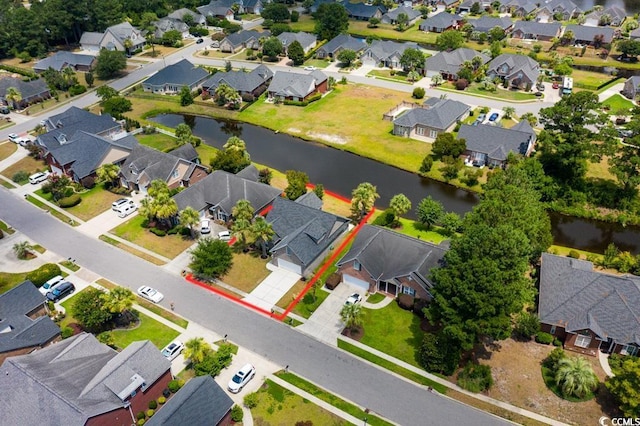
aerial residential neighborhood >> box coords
[1,0,640,425]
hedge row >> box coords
[26,263,62,287]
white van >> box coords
[116,203,137,218]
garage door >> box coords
[343,274,370,292]
[277,258,302,274]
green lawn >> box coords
[366,293,386,303]
[136,132,178,152]
[571,69,614,90]
[367,69,412,84]
[195,144,218,167]
[99,234,167,265]
[292,287,331,318]
[1,156,47,184]
[0,271,31,294]
[65,185,123,221]
[303,58,330,69]
[371,214,451,244]
[439,82,537,101]
[359,301,424,367]
[110,311,180,350]
[602,94,635,113]
[220,251,271,293]
[0,219,15,234]
[59,260,80,272]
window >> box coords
[354,260,361,271]
[549,325,556,335]
[575,334,592,348]
[429,129,438,139]
[621,345,637,356]
[402,286,415,296]
[416,127,425,136]
[172,169,179,179]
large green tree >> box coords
[287,40,305,66]
[315,3,349,41]
[350,182,379,221]
[96,163,121,187]
[606,355,640,417]
[337,49,356,66]
[95,49,126,80]
[184,337,212,364]
[261,3,290,22]
[416,196,444,229]
[285,170,309,200]
[179,206,201,238]
[71,287,113,332]
[609,140,640,198]
[189,238,234,279]
[436,30,464,51]
[262,36,283,60]
[210,137,251,173]
[389,193,411,219]
[432,133,466,159]
[399,47,425,72]
[139,180,178,225]
[252,217,275,258]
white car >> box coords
[116,203,137,218]
[161,340,184,361]
[29,171,50,185]
[8,133,19,143]
[112,198,134,211]
[201,219,211,234]
[345,293,362,306]
[303,66,317,71]
[137,286,164,303]
[228,363,256,393]
[218,230,231,241]
[39,275,65,295]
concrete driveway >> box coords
[76,192,146,237]
[242,264,300,311]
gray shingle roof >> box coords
[585,6,626,23]
[33,52,96,72]
[344,2,385,18]
[173,170,282,215]
[0,281,60,354]
[565,24,615,44]
[0,76,49,101]
[106,22,141,45]
[364,40,419,63]
[0,333,170,425]
[458,123,534,161]
[267,70,327,99]
[467,16,513,32]
[419,11,462,31]
[168,8,206,24]
[153,18,189,38]
[539,253,640,346]
[235,164,259,181]
[202,64,273,94]
[337,225,447,292]
[317,34,367,56]
[393,98,470,130]
[220,30,270,49]
[383,6,421,21]
[277,31,317,50]
[168,143,199,162]
[487,53,540,85]
[267,197,349,267]
[631,27,640,38]
[510,119,535,135]
[121,144,201,186]
[79,31,103,46]
[425,48,490,76]
[295,191,323,210]
[144,59,209,87]
[512,21,561,38]
[146,376,233,426]
[38,107,121,152]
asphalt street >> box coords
[0,189,508,426]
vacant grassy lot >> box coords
[602,94,635,113]
[359,301,423,368]
[110,215,195,259]
[0,141,17,160]
[220,251,270,293]
[251,379,350,426]
[571,69,614,90]
[136,132,178,152]
[110,311,180,350]
[1,156,47,183]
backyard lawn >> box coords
[220,251,270,293]
[0,156,47,183]
[601,94,635,113]
[251,379,350,426]
[0,141,17,161]
[136,132,178,152]
[370,213,452,244]
[110,215,196,259]
[571,69,615,90]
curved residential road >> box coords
[0,189,508,426]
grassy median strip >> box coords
[275,371,393,426]
[26,195,79,226]
[98,234,166,266]
[59,260,80,272]
[337,339,448,394]
[96,278,189,329]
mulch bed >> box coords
[341,326,364,341]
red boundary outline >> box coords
[185,187,374,321]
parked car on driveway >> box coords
[303,66,317,71]
[46,281,75,302]
[0,106,9,114]
[488,112,499,122]
[29,171,49,185]
[8,133,18,143]
[218,230,231,241]
[345,293,362,306]
[201,219,211,234]
[196,38,204,44]
[552,82,559,89]
[228,363,256,393]
[475,113,486,125]
[137,286,164,303]
[161,340,184,361]
[112,198,134,211]
[39,275,65,295]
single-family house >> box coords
[382,6,422,26]
[202,64,274,98]
[120,144,209,193]
[343,2,386,20]
[173,168,282,221]
[277,31,317,55]
[0,281,60,366]
[337,224,447,298]
[467,16,514,33]
[425,47,490,79]
[430,0,459,8]
[33,51,96,73]
[218,30,270,53]
[511,21,562,41]
[539,253,640,357]
[0,333,172,425]
[584,6,626,27]
[536,0,582,22]
[419,11,464,33]
[168,8,207,25]
[622,76,640,100]
[266,196,349,276]
[197,0,235,20]
[37,107,125,154]
[142,59,209,94]
[362,40,420,69]
[199,0,263,15]
[498,0,538,17]
[146,376,234,426]
[486,53,540,90]
[0,77,51,110]
[80,22,145,53]
[267,70,328,102]
[46,131,137,184]
[153,17,190,39]
[457,121,536,167]
[315,34,367,59]
[392,98,470,141]
[564,24,615,46]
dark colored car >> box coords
[0,106,9,114]
[488,112,499,122]
[46,281,75,302]
[196,38,204,44]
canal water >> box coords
[150,114,640,254]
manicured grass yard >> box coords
[110,311,180,350]
[439,82,537,101]
[303,58,330,69]
[99,234,166,265]
[195,144,218,167]
[0,141,17,161]
[368,69,412,83]
[110,215,196,259]
[251,379,350,426]
[0,271,32,294]
[220,251,270,293]
[601,94,635,113]
[66,186,123,221]
[136,132,178,152]
[359,301,424,368]
[1,156,47,183]
[370,213,451,245]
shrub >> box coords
[457,363,493,393]
[241,93,255,103]
[61,327,74,339]
[412,87,425,99]
[295,422,313,426]
[397,294,414,310]
[325,272,341,290]
[69,84,87,96]
[148,400,157,410]
[243,392,259,408]
[157,396,166,405]
[26,263,62,287]
[146,409,154,418]
[12,171,29,183]
[167,227,180,235]
[150,228,166,237]
[420,156,433,173]
[543,347,566,371]
[455,78,469,90]
[137,420,145,426]
[553,338,562,346]
[231,404,244,422]
[58,194,81,208]
[535,332,554,345]
[413,298,428,316]
[136,412,146,420]
[418,332,461,375]
[513,311,540,340]
[568,250,581,259]
[168,380,182,393]
[372,208,396,227]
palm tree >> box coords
[407,70,420,82]
[154,192,178,225]
[350,182,379,221]
[555,356,599,399]
[231,217,253,250]
[184,337,211,364]
[13,241,33,259]
[340,303,363,333]
[430,74,443,87]
[102,287,135,322]
[179,207,200,238]
[5,87,22,110]
[96,163,121,188]
[502,106,516,120]
[252,217,275,258]
[123,37,133,55]
[232,199,254,223]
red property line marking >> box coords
[305,183,351,204]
